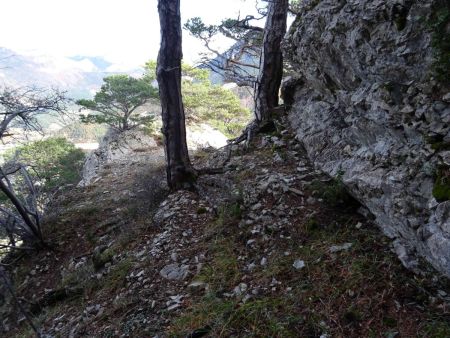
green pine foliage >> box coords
[145,61,251,138]
[77,75,158,131]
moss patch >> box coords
[433,166,450,202]
[103,257,133,291]
[429,2,450,84]
[308,172,356,207]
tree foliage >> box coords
[184,15,263,86]
[0,138,84,251]
[145,61,251,137]
[183,0,299,87]
[0,86,67,136]
[77,75,158,132]
[0,86,69,249]
[4,137,85,192]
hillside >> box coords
[2,120,450,337]
[1,0,450,336]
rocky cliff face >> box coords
[284,0,450,275]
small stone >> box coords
[160,264,189,281]
[242,294,252,303]
[355,222,362,229]
[188,281,207,291]
[292,259,305,270]
[260,257,268,266]
[289,188,304,196]
[167,304,180,311]
[233,283,248,296]
[247,263,257,271]
[438,290,447,297]
[400,105,414,114]
[329,243,353,253]
[251,203,262,210]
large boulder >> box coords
[284,0,450,275]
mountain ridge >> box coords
[0,47,143,99]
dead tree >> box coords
[0,86,67,249]
[157,0,196,191]
[0,165,44,248]
[254,0,289,123]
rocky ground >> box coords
[2,119,450,337]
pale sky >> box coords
[0,0,260,70]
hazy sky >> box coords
[0,0,260,70]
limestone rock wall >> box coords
[284,0,450,275]
[78,129,161,187]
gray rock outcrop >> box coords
[78,129,162,186]
[79,124,228,187]
[284,0,450,275]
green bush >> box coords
[5,137,85,192]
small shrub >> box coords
[103,258,133,291]
[5,137,85,192]
[309,172,354,207]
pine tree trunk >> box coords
[254,0,289,123]
[157,0,196,191]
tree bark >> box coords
[0,179,44,246]
[254,0,289,123]
[157,0,196,191]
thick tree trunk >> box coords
[254,0,289,123]
[157,0,196,191]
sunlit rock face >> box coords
[284,0,450,275]
[79,124,228,187]
[78,129,162,187]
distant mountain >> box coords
[0,48,143,99]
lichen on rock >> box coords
[284,0,450,276]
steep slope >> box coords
[3,120,450,337]
[284,0,450,276]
